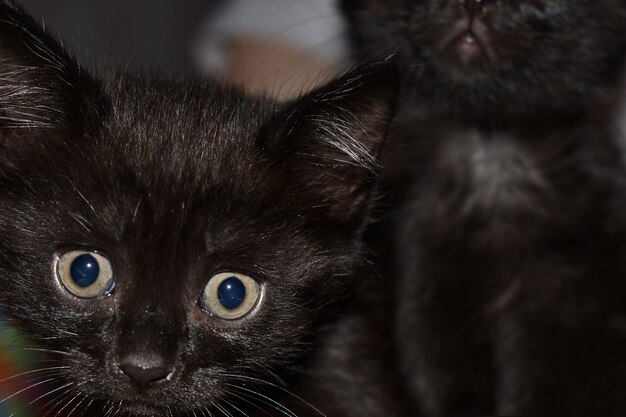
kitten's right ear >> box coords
[263,60,399,223]
[0,1,101,131]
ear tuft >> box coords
[269,59,400,167]
[264,59,400,222]
[0,0,97,130]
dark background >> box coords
[18,0,224,75]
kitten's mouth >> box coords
[437,18,495,68]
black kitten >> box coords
[0,2,400,416]
[342,0,626,416]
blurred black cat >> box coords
[0,1,405,416]
[341,0,626,416]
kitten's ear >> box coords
[264,61,399,223]
[0,1,100,130]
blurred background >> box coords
[17,0,349,99]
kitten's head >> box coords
[0,2,397,415]
[341,0,626,116]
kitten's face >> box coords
[0,3,397,416]
[342,0,626,114]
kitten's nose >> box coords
[119,363,173,387]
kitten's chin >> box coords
[124,404,156,416]
[117,401,176,417]
[438,36,492,72]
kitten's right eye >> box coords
[56,251,115,299]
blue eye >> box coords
[70,254,100,288]
[56,250,115,299]
[217,277,246,310]
[201,272,261,320]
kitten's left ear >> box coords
[0,1,101,131]
[264,61,399,223]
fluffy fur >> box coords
[341,0,626,416]
[0,2,401,416]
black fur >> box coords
[341,0,626,416]
[0,2,400,416]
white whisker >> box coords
[224,398,250,417]
[55,389,81,416]
[224,384,298,417]
[225,389,273,417]
[0,365,69,385]
[66,393,88,417]
[223,373,326,417]
[31,385,74,417]
[0,377,56,404]
[41,389,76,417]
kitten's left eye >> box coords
[56,251,115,299]
[200,272,261,320]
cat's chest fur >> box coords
[437,129,546,215]
[394,118,620,252]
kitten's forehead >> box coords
[61,77,282,239]
[101,75,274,183]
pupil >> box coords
[217,277,246,310]
[70,254,100,288]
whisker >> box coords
[41,389,76,417]
[30,385,74,417]
[224,389,273,417]
[0,346,72,357]
[101,399,114,417]
[13,380,73,414]
[79,397,95,417]
[202,406,216,417]
[249,360,287,389]
[214,400,235,417]
[224,384,297,417]
[0,377,57,404]
[111,399,124,417]
[55,389,81,416]
[224,397,251,417]
[223,374,326,417]
[0,365,69,385]
[66,393,88,417]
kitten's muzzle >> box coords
[119,362,174,388]
[436,0,497,67]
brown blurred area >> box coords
[221,38,339,99]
